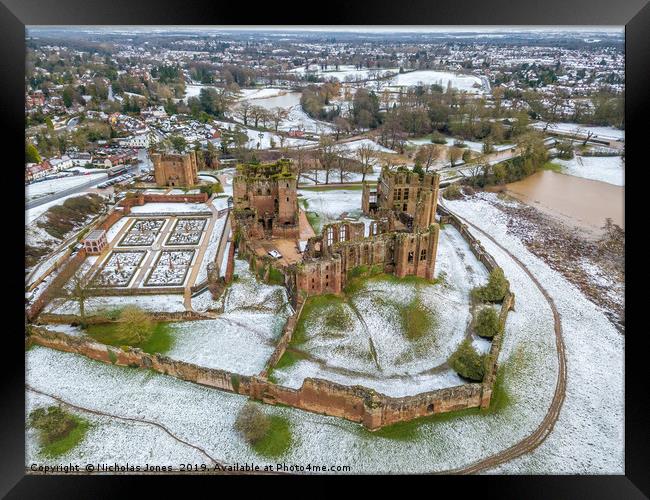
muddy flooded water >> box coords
[504,170,624,233]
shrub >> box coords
[116,306,154,344]
[29,406,76,445]
[442,183,462,200]
[474,307,501,338]
[431,131,447,144]
[472,268,509,303]
[29,406,89,457]
[235,403,270,445]
[448,339,486,381]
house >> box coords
[118,133,150,148]
[82,229,108,255]
[25,161,53,182]
[70,152,93,166]
[49,155,73,172]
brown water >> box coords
[504,170,624,233]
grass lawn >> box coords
[541,161,564,173]
[291,294,347,345]
[85,322,174,355]
[29,406,91,458]
[251,415,292,458]
[305,211,322,234]
[267,349,309,383]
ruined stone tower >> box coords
[151,151,199,187]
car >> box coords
[267,250,282,259]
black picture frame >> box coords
[5,0,647,495]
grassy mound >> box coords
[85,321,173,355]
[29,406,89,458]
[235,403,291,458]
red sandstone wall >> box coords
[27,327,489,430]
[26,248,87,321]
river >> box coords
[504,170,624,234]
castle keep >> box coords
[152,151,199,187]
[232,159,299,239]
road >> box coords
[25,164,142,211]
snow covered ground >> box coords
[271,224,490,397]
[444,194,624,474]
[336,138,397,156]
[26,193,90,224]
[555,155,624,186]
[180,258,291,373]
[194,213,227,284]
[129,203,212,215]
[45,293,187,315]
[388,70,484,93]
[212,120,316,149]
[288,65,398,82]
[26,173,107,202]
[166,310,286,376]
[298,188,364,223]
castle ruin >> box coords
[232,159,441,302]
[151,151,199,187]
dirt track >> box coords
[436,205,567,474]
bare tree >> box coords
[270,107,288,132]
[356,143,376,182]
[575,127,595,147]
[414,144,443,172]
[317,136,338,185]
[448,146,464,168]
[58,270,94,321]
[235,101,251,126]
[249,105,267,128]
[333,116,351,141]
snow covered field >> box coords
[213,121,316,149]
[388,70,484,93]
[555,155,624,186]
[289,65,398,82]
[129,203,212,215]
[45,293,187,315]
[298,188,364,223]
[179,258,291,373]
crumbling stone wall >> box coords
[367,169,440,230]
[293,224,439,296]
[27,326,494,431]
[26,248,87,321]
